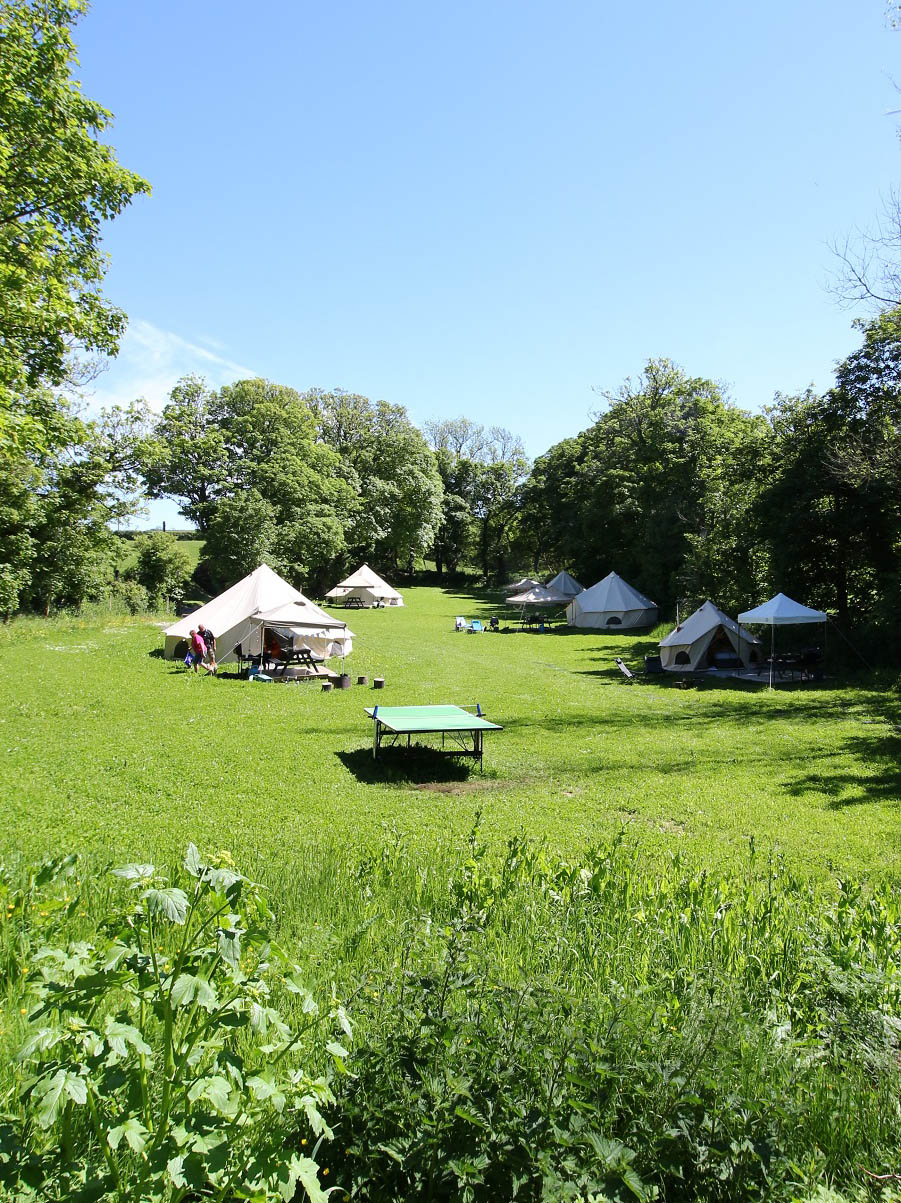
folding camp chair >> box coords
[488,616,499,631]
[614,657,636,682]
[469,619,484,633]
[455,616,467,631]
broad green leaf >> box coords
[325,1041,349,1059]
[286,1153,330,1203]
[108,1117,149,1153]
[217,926,242,970]
[142,887,189,924]
[334,1005,352,1038]
[301,1095,334,1139]
[166,1155,186,1188]
[17,1026,62,1061]
[32,1069,86,1128]
[247,1074,287,1112]
[112,863,154,883]
[184,843,204,877]
[454,1105,487,1128]
[187,1075,232,1112]
[171,973,218,1011]
[104,1017,153,1060]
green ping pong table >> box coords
[365,704,503,767]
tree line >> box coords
[4,303,901,635]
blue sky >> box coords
[74,1,900,527]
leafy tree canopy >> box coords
[0,0,149,455]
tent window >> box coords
[606,616,622,626]
[674,651,690,665]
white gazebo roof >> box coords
[738,593,827,626]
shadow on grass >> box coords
[147,648,166,659]
[337,746,477,785]
[784,727,901,809]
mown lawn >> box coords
[1,585,899,883]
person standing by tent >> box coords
[197,624,217,674]
[189,628,206,674]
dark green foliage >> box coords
[1,847,346,1202]
[520,360,768,611]
[310,389,444,571]
[333,830,901,1202]
[126,532,192,609]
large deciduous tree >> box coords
[145,378,359,590]
[0,0,149,453]
[311,390,443,570]
[520,360,767,612]
[424,419,529,579]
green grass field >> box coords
[3,588,901,1201]
[1,585,899,882]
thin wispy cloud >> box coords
[86,319,257,415]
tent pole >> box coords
[769,626,774,691]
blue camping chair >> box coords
[469,619,484,633]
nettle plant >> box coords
[3,845,349,1202]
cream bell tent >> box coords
[163,564,353,664]
[659,601,760,671]
[567,571,657,630]
[325,564,404,608]
[504,577,542,594]
[545,570,583,600]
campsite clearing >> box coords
[0,585,899,883]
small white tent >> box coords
[163,564,353,663]
[545,571,583,599]
[325,564,404,608]
[507,584,569,607]
[504,577,542,594]
[567,572,657,630]
[659,601,760,671]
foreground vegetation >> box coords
[1,830,900,1202]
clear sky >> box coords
[73,0,900,527]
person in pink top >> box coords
[189,628,206,674]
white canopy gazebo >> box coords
[325,564,404,608]
[737,593,827,689]
[507,583,569,625]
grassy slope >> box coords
[0,585,899,882]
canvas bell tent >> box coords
[325,564,404,607]
[504,577,542,594]
[163,564,353,664]
[567,572,657,630]
[659,601,760,671]
[545,570,583,599]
